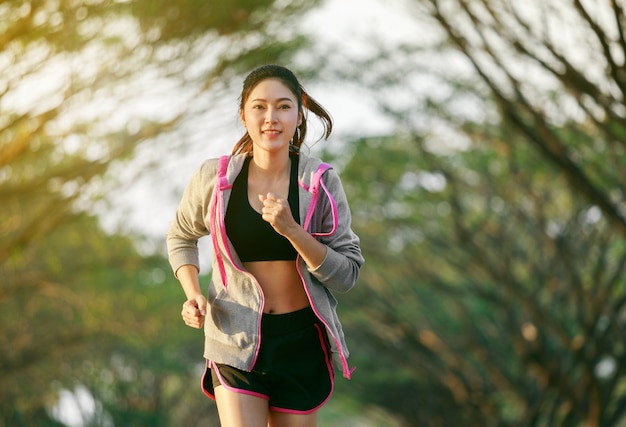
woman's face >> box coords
[241,78,302,154]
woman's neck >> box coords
[249,151,290,183]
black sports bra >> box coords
[225,155,300,262]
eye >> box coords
[251,104,264,110]
[278,104,291,110]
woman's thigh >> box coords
[269,410,318,427]
[214,385,269,427]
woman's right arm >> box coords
[178,264,206,329]
[167,160,218,328]
[166,160,217,274]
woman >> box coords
[166,64,364,427]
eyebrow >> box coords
[250,97,295,103]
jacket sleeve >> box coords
[307,168,364,293]
[166,159,218,276]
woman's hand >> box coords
[181,294,207,329]
[259,192,299,237]
[259,192,327,269]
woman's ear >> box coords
[297,110,303,126]
[240,110,246,127]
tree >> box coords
[1,0,318,261]
[1,0,322,423]
[320,0,626,425]
[420,0,626,237]
[328,0,625,234]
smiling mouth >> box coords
[263,130,281,134]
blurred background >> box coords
[2,0,625,425]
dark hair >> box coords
[232,65,333,155]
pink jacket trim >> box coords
[209,156,354,378]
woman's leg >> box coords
[214,385,269,427]
[268,410,318,427]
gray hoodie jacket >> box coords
[166,152,364,379]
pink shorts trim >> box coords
[207,360,270,401]
[204,358,334,414]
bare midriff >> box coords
[243,260,310,314]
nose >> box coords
[264,107,278,123]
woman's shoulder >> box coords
[191,158,220,180]
[298,152,333,173]
[297,153,347,197]
[194,153,245,175]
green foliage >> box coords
[330,128,626,426]
[320,1,626,425]
[1,197,229,426]
[0,209,211,425]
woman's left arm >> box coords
[259,193,327,269]
[260,169,364,293]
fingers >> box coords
[259,192,288,212]
[258,193,302,239]
[259,194,285,223]
[181,298,206,329]
[259,192,279,204]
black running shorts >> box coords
[201,307,334,413]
